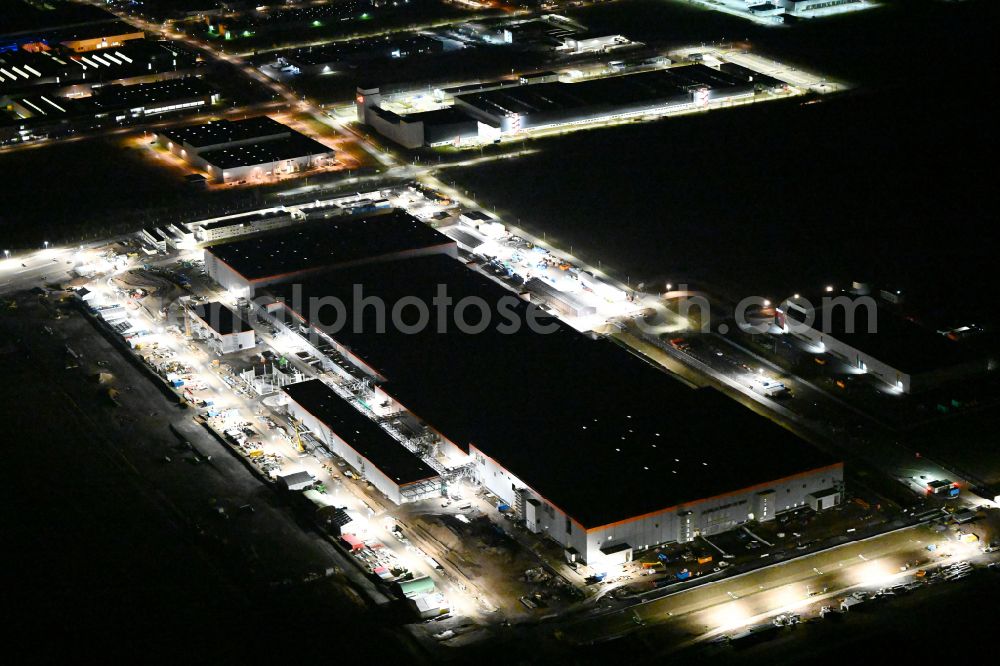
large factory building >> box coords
[155,116,335,183]
[203,209,458,297]
[452,63,769,133]
[263,252,843,567]
[356,62,785,147]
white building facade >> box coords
[285,391,442,504]
[472,444,843,567]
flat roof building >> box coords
[355,87,497,149]
[364,105,483,149]
[277,470,315,492]
[778,294,992,393]
[5,77,218,126]
[204,209,458,297]
[155,116,335,182]
[265,254,843,564]
[453,64,762,133]
[87,77,219,116]
[189,209,300,243]
[358,62,785,148]
[0,40,199,100]
[158,116,290,154]
[188,301,256,354]
[284,34,444,75]
[0,1,117,41]
[283,379,441,504]
[55,21,146,53]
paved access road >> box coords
[559,521,991,646]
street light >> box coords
[43,241,49,249]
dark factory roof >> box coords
[190,301,252,336]
[406,107,477,126]
[89,77,216,110]
[158,116,290,149]
[7,77,215,122]
[0,40,194,95]
[0,49,63,81]
[272,254,839,530]
[198,133,333,170]
[283,379,438,486]
[206,210,456,283]
[287,33,442,67]
[49,19,145,43]
[456,64,751,117]
[0,1,117,39]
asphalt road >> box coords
[559,520,995,648]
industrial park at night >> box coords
[2,0,998,664]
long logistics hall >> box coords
[356,60,788,148]
[264,253,843,566]
[155,116,335,183]
[200,212,844,567]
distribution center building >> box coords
[452,64,778,132]
[262,252,844,566]
[203,209,458,298]
[356,62,785,147]
[155,116,335,183]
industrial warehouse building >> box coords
[362,105,487,150]
[356,62,784,147]
[690,0,866,22]
[0,40,198,97]
[778,294,992,394]
[284,379,441,504]
[282,34,444,76]
[779,0,866,14]
[52,21,147,53]
[5,77,218,124]
[259,252,843,566]
[155,116,335,183]
[452,63,779,132]
[84,77,219,117]
[1,40,204,144]
[187,301,256,354]
[203,209,458,297]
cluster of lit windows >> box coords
[145,99,207,115]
